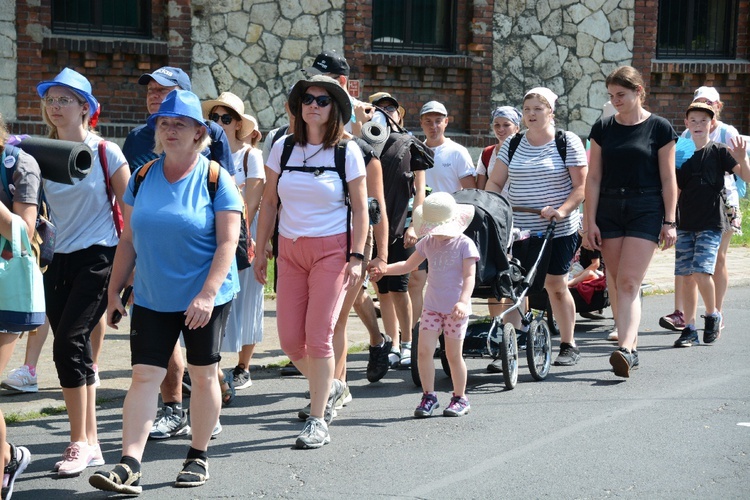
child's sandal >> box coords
[174,458,209,487]
[89,464,143,495]
[221,372,235,407]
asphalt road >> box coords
[7,288,750,499]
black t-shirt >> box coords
[676,142,736,232]
[589,114,678,189]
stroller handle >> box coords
[512,206,558,233]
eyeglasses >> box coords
[301,94,332,107]
[42,96,82,107]
[209,113,234,125]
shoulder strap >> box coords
[132,158,159,198]
[98,141,112,197]
[507,132,524,164]
[555,129,567,163]
[243,148,250,177]
[1,145,21,200]
[335,139,351,256]
[279,134,296,175]
[271,125,289,147]
[207,160,221,201]
[481,145,495,168]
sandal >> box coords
[221,371,235,407]
[175,457,209,487]
[89,463,143,495]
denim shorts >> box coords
[596,192,664,243]
[674,229,722,276]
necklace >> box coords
[302,144,325,166]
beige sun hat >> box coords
[201,92,257,139]
[413,192,475,238]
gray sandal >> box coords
[174,457,209,487]
[89,463,143,495]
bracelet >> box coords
[348,252,365,262]
[663,221,677,228]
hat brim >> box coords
[201,100,257,139]
[138,73,179,88]
[414,203,475,238]
[37,81,100,118]
[288,78,352,124]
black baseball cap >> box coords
[303,50,350,77]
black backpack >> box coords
[506,129,568,164]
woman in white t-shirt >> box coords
[36,68,130,476]
[202,93,265,397]
[255,75,368,450]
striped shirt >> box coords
[497,131,587,237]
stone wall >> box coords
[191,0,345,131]
[0,0,16,122]
[492,0,634,137]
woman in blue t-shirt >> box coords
[90,90,242,494]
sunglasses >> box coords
[209,113,234,125]
[381,105,398,113]
[301,94,332,107]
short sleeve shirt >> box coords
[416,234,480,314]
[124,155,243,311]
[0,150,41,209]
[424,138,475,194]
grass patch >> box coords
[729,198,750,247]
[4,404,68,424]
[263,258,276,297]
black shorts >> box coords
[596,191,664,244]
[374,237,414,294]
[512,233,578,293]
[130,301,231,368]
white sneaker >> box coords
[211,419,222,439]
[1,365,38,393]
[607,328,619,341]
[93,364,101,388]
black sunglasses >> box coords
[301,94,332,107]
[209,113,234,125]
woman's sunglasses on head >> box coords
[210,113,235,125]
[302,94,332,107]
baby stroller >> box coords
[410,189,556,390]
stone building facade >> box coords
[2,0,749,145]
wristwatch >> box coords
[348,252,365,262]
[663,221,677,228]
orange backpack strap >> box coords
[207,160,221,200]
[132,159,159,198]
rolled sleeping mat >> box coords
[18,137,93,184]
[360,121,389,157]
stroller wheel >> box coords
[500,322,518,389]
[527,319,552,380]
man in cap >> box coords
[122,66,235,441]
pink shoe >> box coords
[56,442,92,476]
[54,442,104,471]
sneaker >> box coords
[325,379,345,424]
[703,313,721,344]
[54,442,104,471]
[2,444,30,499]
[57,442,92,476]
[659,310,685,331]
[554,342,580,366]
[1,365,38,393]
[366,334,392,383]
[298,402,311,421]
[486,359,503,373]
[211,419,222,439]
[334,383,352,410]
[388,349,401,369]
[93,363,101,388]
[398,342,412,368]
[232,365,252,390]
[609,348,636,378]
[295,417,330,449]
[631,350,640,370]
[414,393,439,418]
[674,327,700,348]
[149,405,190,440]
[607,328,619,341]
[443,394,471,417]
[182,371,192,395]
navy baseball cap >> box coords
[303,50,350,77]
[138,66,192,91]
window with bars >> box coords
[372,0,456,53]
[52,0,151,38]
[657,0,738,59]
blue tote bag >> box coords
[0,214,45,332]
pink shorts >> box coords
[420,308,469,339]
[276,233,348,360]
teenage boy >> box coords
[673,102,750,347]
[122,66,235,440]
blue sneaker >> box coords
[414,393,439,418]
[674,327,699,347]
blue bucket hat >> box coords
[147,90,209,132]
[36,67,100,118]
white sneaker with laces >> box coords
[1,365,38,393]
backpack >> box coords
[480,144,495,169]
[506,129,568,164]
[1,145,56,270]
[133,159,253,270]
[273,135,350,257]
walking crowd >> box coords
[0,50,748,497]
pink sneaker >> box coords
[54,442,104,471]
[57,442,92,476]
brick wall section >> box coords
[10,0,192,139]
[345,0,495,146]
[634,0,750,135]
